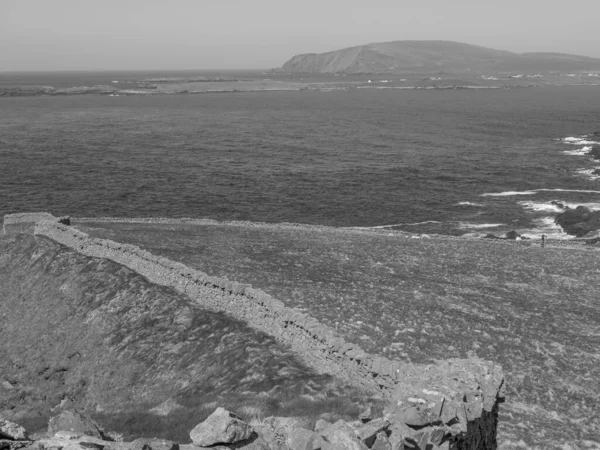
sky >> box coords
[2,0,599,71]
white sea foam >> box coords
[365,220,442,229]
[562,137,584,142]
[455,201,485,207]
[518,201,566,213]
[457,222,504,229]
[563,146,592,156]
[481,190,538,197]
[482,188,600,197]
[574,167,600,181]
[561,136,599,145]
[520,217,571,240]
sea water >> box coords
[1,74,600,239]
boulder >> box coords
[504,230,521,240]
[287,427,319,450]
[47,410,106,440]
[319,420,368,450]
[371,431,392,450]
[189,408,253,447]
[555,205,600,237]
[353,418,390,446]
[314,419,332,433]
[0,419,29,440]
[36,434,107,450]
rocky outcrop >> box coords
[3,213,506,448]
[555,205,600,237]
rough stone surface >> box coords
[126,439,178,450]
[370,431,392,450]
[314,419,332,433]
[47,411,106,440]
[0,441,33,450]
[189,408,253,447]
[353,418,390,446]
[0,419,29,440]
[287,427,317,450]
[319,420,368,450]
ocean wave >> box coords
[518,201,566,213]
[364,220,442,229]
[481,190,538,197]
[457,222,505,229]
[575,167,600,180]
[482,188,600,197]
[563,146,592,156]
[561,136,599,145]
[455,201,485,207]
[518,200,600,212]
[519,217,571,240]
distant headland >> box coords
[273,40,600,75]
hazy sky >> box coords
[2,0,599,71]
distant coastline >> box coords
[2,71,600,97]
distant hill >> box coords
[276,40,600,74]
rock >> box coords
[371,431,392,450]
[483,233,502,240]
[358,407,372,423]
[320,420,368,450]
[0,441,34,450]
[47,410,106,440]
[189,408,253,447]
[555,205,600,237]
[287,427,318,450]
[314,419,332,433]
[0,418,29,440]
[504,230,521,240]
[37,435,107,450]
[128,439,178,450]
[354,418,390,446]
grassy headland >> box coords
[73,218,600,449]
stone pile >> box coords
[1,403,481,450]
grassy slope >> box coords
[0,234,372,441]
[76,220,600,449]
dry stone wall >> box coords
[4,213,506,449]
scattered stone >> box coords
[354,418,390,446]
[0,418,29,440]
[320,420,368,450]
[314,419,332,433]
[0,440,34,450]
[127,438,178,450]
[358,407,372,423]
[189,408,253,447]
[371,431,392,450]
[287,427,318,450]
[47,410,106,440]
[36,435,106,450]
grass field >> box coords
[0,234,377,442]
[75,219,600,449]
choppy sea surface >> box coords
[1,71,600,239]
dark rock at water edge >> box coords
[555,205,600,237]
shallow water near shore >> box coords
[1,81,600,238]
